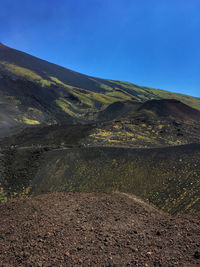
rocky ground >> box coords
[0,192,200,266]
[87,117,200,148]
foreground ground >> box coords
[0,192,200,266]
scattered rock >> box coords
[194,251,200,259]
[0,193,200,266]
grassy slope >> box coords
[0,43,200,127]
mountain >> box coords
[0,43,200,137]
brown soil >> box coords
[0,192,200,267]
[138,99,200,121]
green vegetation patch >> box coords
[56,98,82,117]
[22,116,40,125]
[99,83,113,91]
[14,115,41,125]
[5,95,21,105]
[1,62,53,87]
[28,107,43,115]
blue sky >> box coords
[0,0,200,97]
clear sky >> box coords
[0,0,200,97]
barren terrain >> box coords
[1,192,200,266]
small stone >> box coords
[194,251,200,259]
[130,246,138,252]
[64,251,70,256]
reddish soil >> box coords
[0,192,200,267]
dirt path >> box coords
[0,192,200,266]
[116,192,165,215]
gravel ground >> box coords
[0,192,200,266]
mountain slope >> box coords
[1,144,200,214]
[87,98,200,148]
[138,99,200,121]
[0,43,200,136]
